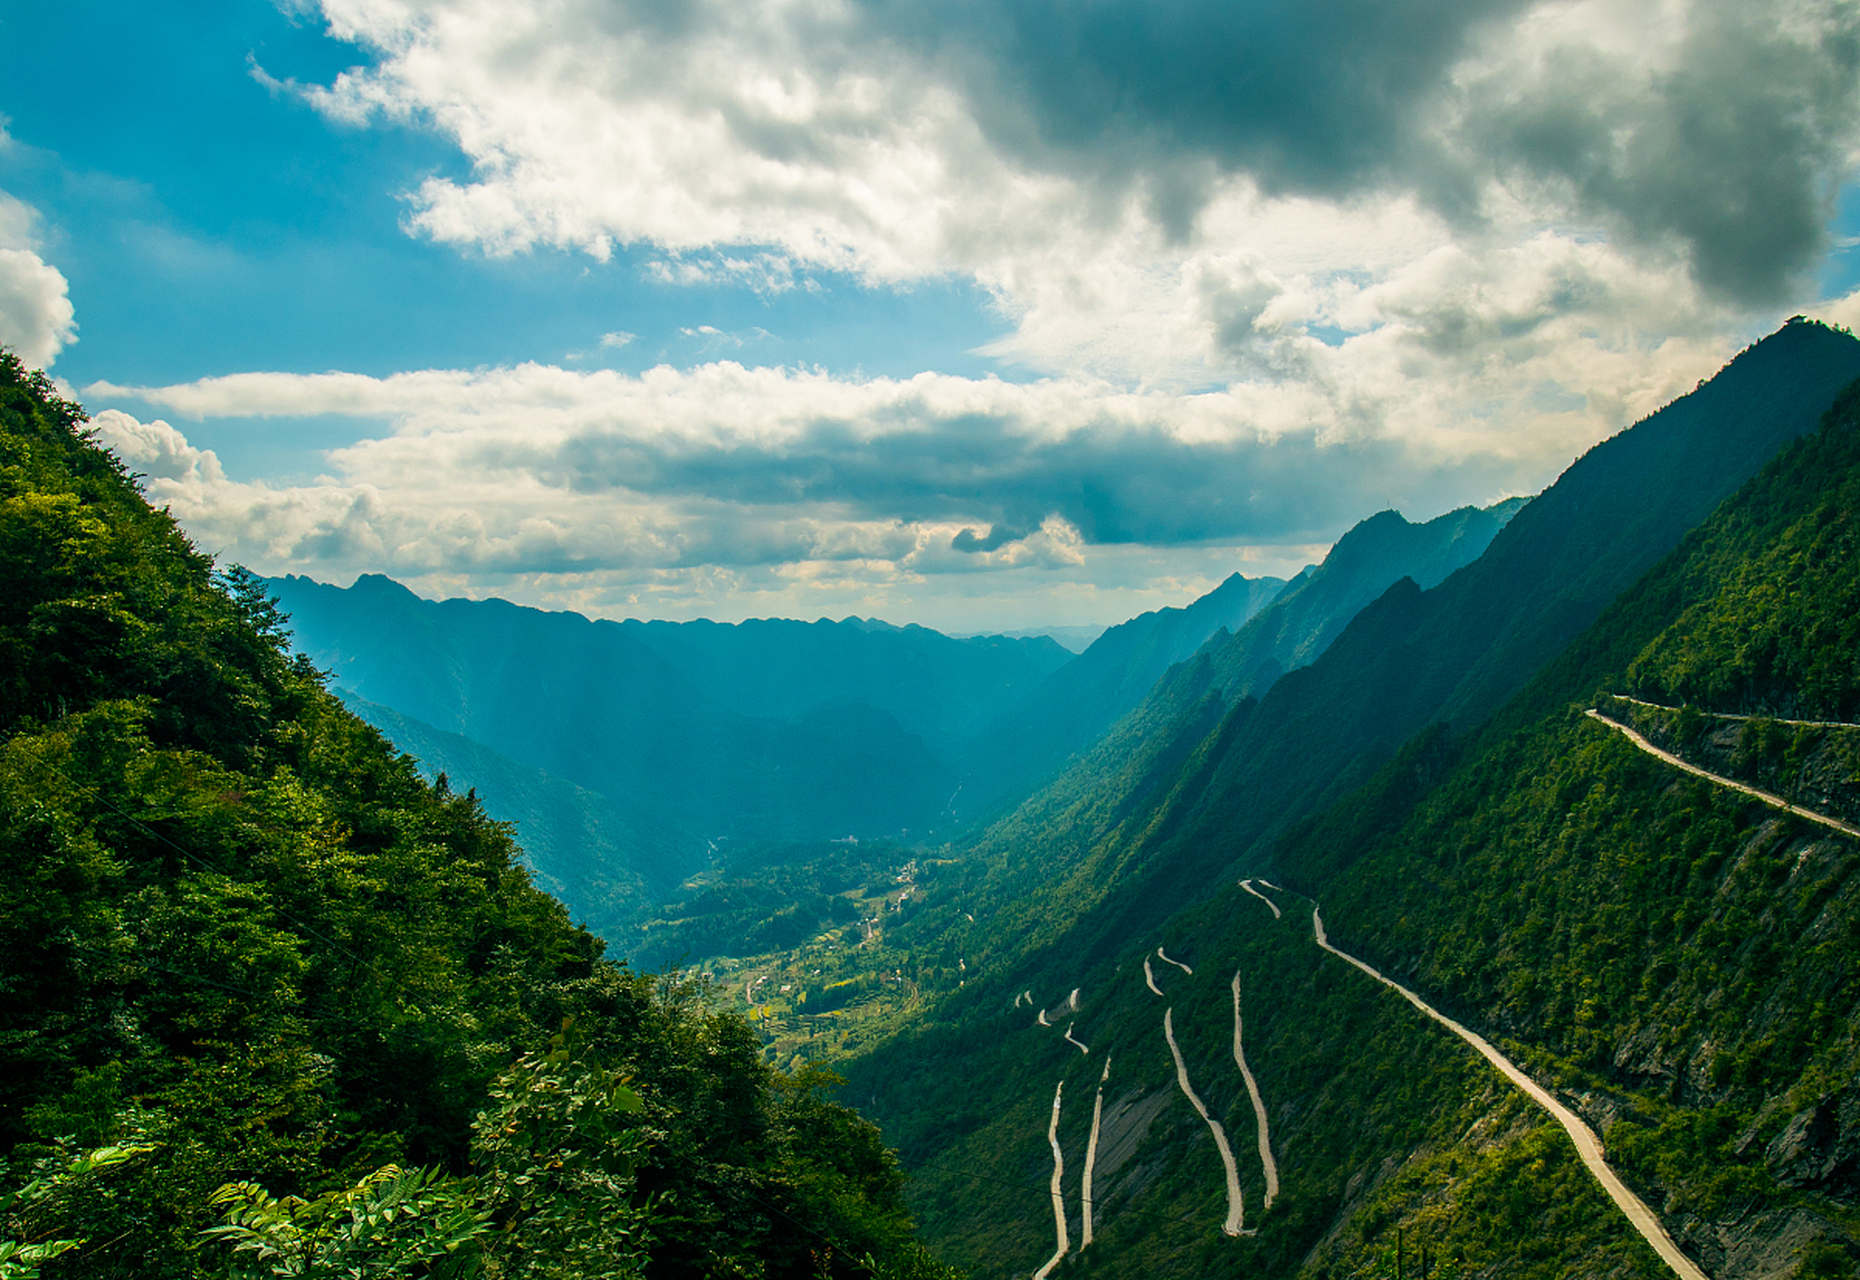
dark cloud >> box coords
[503,411,1512,551]
[842,0,1860,301]
[863,0,1527,201]
[1470,4,1860,304]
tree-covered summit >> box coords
[0,347,955,1278]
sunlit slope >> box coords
[843,330,1860,1279]
[1293,380,1860,1272]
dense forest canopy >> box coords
[0,348,955,1278]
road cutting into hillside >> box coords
[1144,958,1164,995]
[1230,972,1278,1208]
[1081,1054,1111,1248]
[1034,1080,1069,1280]
[1605,694,1860,731]
[1311,907,1708,1280]
[1586,709,1860,839]
[1164,1007,1247,1236]
[1239,879,1282,919]
[1157,947,1193,974]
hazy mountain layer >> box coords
[952,571,1285,815]
[268,574,1078,886]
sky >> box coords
[5,0,1860,632]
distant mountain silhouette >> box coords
[1205,497,1528,699]
[267,575,1074,892]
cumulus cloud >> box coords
[115,0,1859,623]
[297,0,1860,317]
[0,192,76,368]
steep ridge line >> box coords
[1607,694,1860,731]
[1310,907,1709,1280]
[1230,972,1279,1209]
[1239,879,1282,919]
[1081,1054,1111,1249]
[1585,709,1860,840]
[1034,1080,1069,1280]
[1163,1007,1248,1236]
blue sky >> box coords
[6,0,1860,631]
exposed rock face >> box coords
[1675,1205,1844,1280]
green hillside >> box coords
[0,351,955,1279]
[834,337,1860,1278]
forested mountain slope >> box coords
[1203,497,1528,700]
[0,352,955,1280]
[841,341,1860,1280]
[953,496,1522,820]
[925,320,1860,981]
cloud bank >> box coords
[75,0,1860,623]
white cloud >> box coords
[0,192,76,368]
[84,327,1716,626]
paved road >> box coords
[1230,972,1279,1208]
[1164,1007,1248,1236]
[1586,709,1860,839]
[1081,1054,1111,1248]
[1239,878,1282,919]
[1311,907,1708,1280]
[1607,694,1860,731]
[1034,1080,1069,1280]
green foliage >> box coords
[204,1167,487,1279]
[466,1029,648,1280]
[0,1144,152,1279]
[0,349,957,1279]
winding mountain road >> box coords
[1164,1007,1248,1236]
[1157,947,1194,975]
[1034,1081,1069,1280]
[1311,907,1707,1280]
[1144,957,1164,996]
[1586,709,1860,839]
[1230,972,1279,1209]
[1081,1054,1111,1248]
[1239,879,1282,919]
